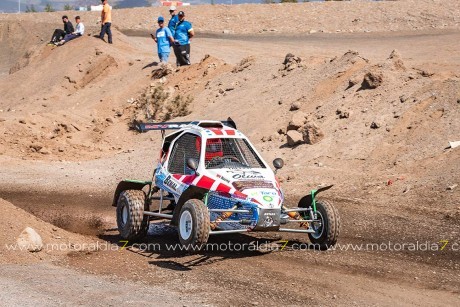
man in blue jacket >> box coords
[168,5,179,37]
[173,11,194,66]
[151,16,174,63]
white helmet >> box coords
[169,5,176,11]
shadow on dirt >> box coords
[100,221,319,271]
[142,61,159,69]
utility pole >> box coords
[18,0,21,13]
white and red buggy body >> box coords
[154,120,284,231]
[113,120,340,250]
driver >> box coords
[205,138,223,162]
[195,137,224,165]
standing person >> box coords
[168,5,179,37]
[151,16,174,63]
[49,16,74,44]
[99,0,112,44]
[172,11,194,67]
[58,16,85,45]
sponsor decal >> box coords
[263,195,273,202]
[263,217,274,227]
[164,175,179,191]
[233,181,275,191]
[227,170,265,180]
[216,174,231,184]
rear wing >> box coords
[132,118,237,132]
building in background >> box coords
[90,4,104,11]
[159,1,191,7]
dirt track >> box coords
[0,263,201,306]
[1,30,460,306]
[1,179,459,306]
[1,1,460,306]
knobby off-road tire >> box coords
[178,199,210,252]
[308,200,340,250]
[117,190,149,241]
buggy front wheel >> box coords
[308,200,340,250]
[116,190,149,241]
[178,199,210,252]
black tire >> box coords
[178,199,210,252]
[116,190,149,241]
[307,200,340,250]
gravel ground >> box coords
[0,263,206,306]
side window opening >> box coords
[168,133,201,175]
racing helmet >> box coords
[205,138,223,160]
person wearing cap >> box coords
[168,5,179,37]
[151,16,174,63]
[173,11,194,66]
[99,0,112,44]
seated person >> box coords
[49,15,74,44]
[197,138,224,168]
[205,139,223,162]
[58,16,85,46]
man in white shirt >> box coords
[58,16,85,45]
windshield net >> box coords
[204,138,266,169]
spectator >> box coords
[168,5,179,37]
[99,0,112,44]
[49,15,74,45]
[57,16,85,46]
[151,16,174,63]
[173,11,194,66]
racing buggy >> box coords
[113,119,340,251]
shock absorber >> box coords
[282,205,309,228]
[210,204,238,230]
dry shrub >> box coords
[164,94,193,121]
[232,56,255,73]
[152,64,173,79]
[133,85,192,122]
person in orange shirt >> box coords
[99,0,112,44]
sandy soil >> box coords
[0,1,459,306]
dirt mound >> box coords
[8,45,43,75]
[180,49,459,214]
[0,26,152,161]
[0,198,93,264]
[127,54,232,123]
[232,56,255,73]
[0,20,50,76]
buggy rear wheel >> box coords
[178,199,210,252]
[307,200,340,250]
[116,190,149,241]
